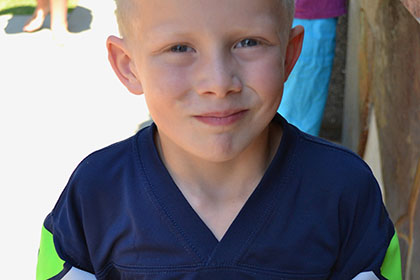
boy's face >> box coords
[108,0,303,162]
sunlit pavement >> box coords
[0,1,149,278]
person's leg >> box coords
[278,18,338,136]
[50,0,68,33]
[23,0,50,32]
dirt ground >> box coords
[319,14,348,142]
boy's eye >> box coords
[170,45,194,53]
[235,39,260,48]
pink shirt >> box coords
[295,0,347,19]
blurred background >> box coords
[0,0,149,278]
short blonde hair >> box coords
[114,0,138,40]
[114,0,295,39]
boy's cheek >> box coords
[243,61,284,94]
[141,65,192,98]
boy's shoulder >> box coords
[73,135,136,180]
[290,123,373,176]
[282,118,379,197]
[63,126,152,198]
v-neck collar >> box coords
[136,114,298,266]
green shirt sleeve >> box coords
[36,225,65,280]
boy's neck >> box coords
[155,121,282,204]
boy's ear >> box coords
[284,25,304,82]
[106,36,144,95]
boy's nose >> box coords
[194,54,242,98]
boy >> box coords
[36,0,402,279]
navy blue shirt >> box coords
[45,115,395,279]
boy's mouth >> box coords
[194,109,248,126]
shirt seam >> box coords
[100,262,330,278]
[235,123,299,264]
[297,131,373,173]
[133,129,205,264]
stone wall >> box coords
[344,0,420,279]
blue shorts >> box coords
[278,18,338,136]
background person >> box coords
[278,0,347,136]
[23,0,68,34]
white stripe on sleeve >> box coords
[352,271,380,280]
[61,267,96,280]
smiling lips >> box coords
[194,110,248,126]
